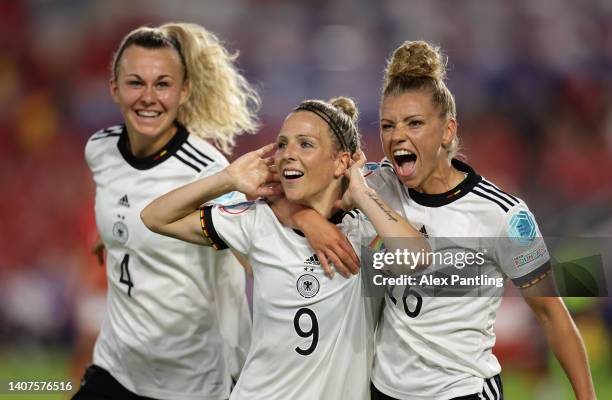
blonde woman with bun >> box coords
[74,23,258,400]
[284,41,595,400]
[141,96,429,400]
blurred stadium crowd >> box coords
[0,0,611,397]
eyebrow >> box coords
[125,74,173,80]
[380,114,424,122]
[278,134,318,140]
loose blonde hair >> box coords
[382,40,460,160]
[112,22,260,154]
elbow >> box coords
[140,207,161,234]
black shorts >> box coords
[371,374,504,400]
[71,365,158,400]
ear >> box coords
[334,151,351,178]
[441,117,457,147]
[109,78,119,104]
[179,79,190,106]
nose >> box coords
[390,123,408,145]
[280,142,298,162]
[140,84,157,105]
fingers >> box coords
[316,250,335,279]
[333,199,347,211]
[256,183,284,198]
[264,156,276,167]
[338,238,360,274]
[256,143,277,157]
[323,249,351,278]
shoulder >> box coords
[470,177,524,215]
[364,158,398,191]
[469,177,542,235]
[85,125,123,168]
[178,133,230,177]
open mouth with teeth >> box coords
[393,149,417,177]
[136,110,162,118]
[283,169,304,180]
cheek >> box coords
[381,134,391,154]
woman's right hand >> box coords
[224,143,282,199]
[270,196,359,278]
[335,150,369,211]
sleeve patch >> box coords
[363,162,380,177]
[508,210,536,245]
[219,201,255,215]
[513,245,548,269]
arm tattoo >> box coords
[367,192,398,222]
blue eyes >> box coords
[277,141,314,149]
[126,81,170,88]
[381,120,424,130]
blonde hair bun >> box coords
[330,96,359,123]
[386,40,446,82]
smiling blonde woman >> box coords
[73,23,258,400]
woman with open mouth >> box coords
[141,96,429,399]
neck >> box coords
[126,124,178,158]
[414,158,465,194]
[301,182,342,219]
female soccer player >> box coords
[141,96,429,399]
[287,42,596,400]
[73,23,258,400]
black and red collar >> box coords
[404,158,482,207]
[118,123,189,170]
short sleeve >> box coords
[495,203,551,288]
[209,190,247,206]
[200,200,258,254]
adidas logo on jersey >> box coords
[118,195,130,208]
[304,254,320,266]
[419,225,429,238]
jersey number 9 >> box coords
[293,308,319,356]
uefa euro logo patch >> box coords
[219,201,254,215]
[508,210,536,245]
[362,162,380,177]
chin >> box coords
[284,191,302,203]
[128,117,172,138]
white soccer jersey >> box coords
[85,124,251,400]
[365,158,550,400]
[201,200,381,400]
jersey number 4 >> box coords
[294,308,318,355]
[119,254,134,297]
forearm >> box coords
[141,169,234,231]
[353,188,430,268]
[534,300,595,399]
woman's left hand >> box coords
[335,150,368,211]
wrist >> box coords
[216,168,238,193]
[293,208,317,230]
[352,187,377,208]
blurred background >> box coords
[1,0,611,398]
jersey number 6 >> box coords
[387,285,422,318]
[293,307,319,356]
